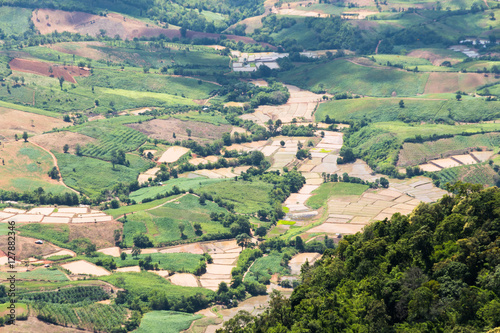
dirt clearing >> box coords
[31,131,96,154]
[9,58,90,84]
[0,235,59,260]
[424,72,497,94]
[127,118,233,143]
[33,9,268,45]
[68,220,122,249]
[407,49,463,66]
[158,146,190,163]
[61,260,110,276]
[0,108,67,142]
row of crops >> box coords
[20,286,109,304]
[435,164,499,188]
[78,126,147,160]
[31,302,127,332]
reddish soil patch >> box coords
[9,58,90,84]
[126,118,233,143]
[424,72,498,94]
[0,235,60,260]
[31,132,96,154]
[33,9,272,48]
[68,220,122,250]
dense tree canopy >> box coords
[218,182,500,332]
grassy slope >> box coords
[135,311,202,333]
[316,97,500,123]
[279,58,428,96]
[306,182,369,209]
[195,180,274,214]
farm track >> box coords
[28,141,79,194]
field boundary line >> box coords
[28,141,80,194]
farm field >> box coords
[316,96,500,123]
[2,1,500,331]
[121,194,230,246]
[127,118,233,143]
[278,59,429,97]
[135,311,203,333]
[195,180,274,214]
[0,141,70,193]
[397,132,500,167]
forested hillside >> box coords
[219,182,500,332]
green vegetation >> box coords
[195,180,274,214]
[434,163,499,188]
[18,224,70,248]
[244,249,296,284]
[87,252,204,273]
[135,311,202,333]
[279,59,428,96]
[56,153,148,196]
[0,268,69,281]
[101,272,214,312]
[0,6,32,36]
[220,184,500,332]
[105,194,182,218]
[129,177,226,203]
[316,97,500,123]
[306,182,369,209]
[398,133,500,167]
[122,194,230,246]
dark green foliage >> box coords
[21,286,109,304]
[218,183,500,332]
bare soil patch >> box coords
[126,118,232,143]
[68,220,122,249]
[31,132,96,154]
[424,72,497,94]
[5,316,85,333]
[61,260,110,276]
[9,58,90,84]
[0,108,67,142]
[158,146,190,163]
[0,235,60,260]
[44,41,111,61]
[407,49,462,66]
[169,273,199,287]
[33,9,270,46]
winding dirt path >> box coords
[375,40,382,54]
[29,141,79,194]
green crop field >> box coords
[129,177,227,203]
[172,111,230,125]
[122,194,230,246]
[435,163,499,188]
[135,311,203,333]
[398,132,500,166]
[244,249,296,284]
[101,271,214,302]
[316,97,500,123]
[0,6,32,36]
[195,180,274,214]
[279,59,429,96]
[79,68,218,100]
[56,153,148,196]
[306,182,369,209]
[18,223,70,248]
[0,267,69,281]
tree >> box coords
[186,128,192,137]
[217,281,229,294]
[120,252,127,260]
[295,236,305,252]
[22,131,28,142]
[255,226,267,238]
[63,144,69,153]
[179,224,185,237]
[75,144,82,156]
[58,76,65,90]
[131,246,141,259]
[280,140,285,147]
[85,243,97,257]
[133,234,153,248]
[399,100,405,108]
[48,166,60,180]
[236,233,251,250]
[456,93,462,101]
[194,223,202,236]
